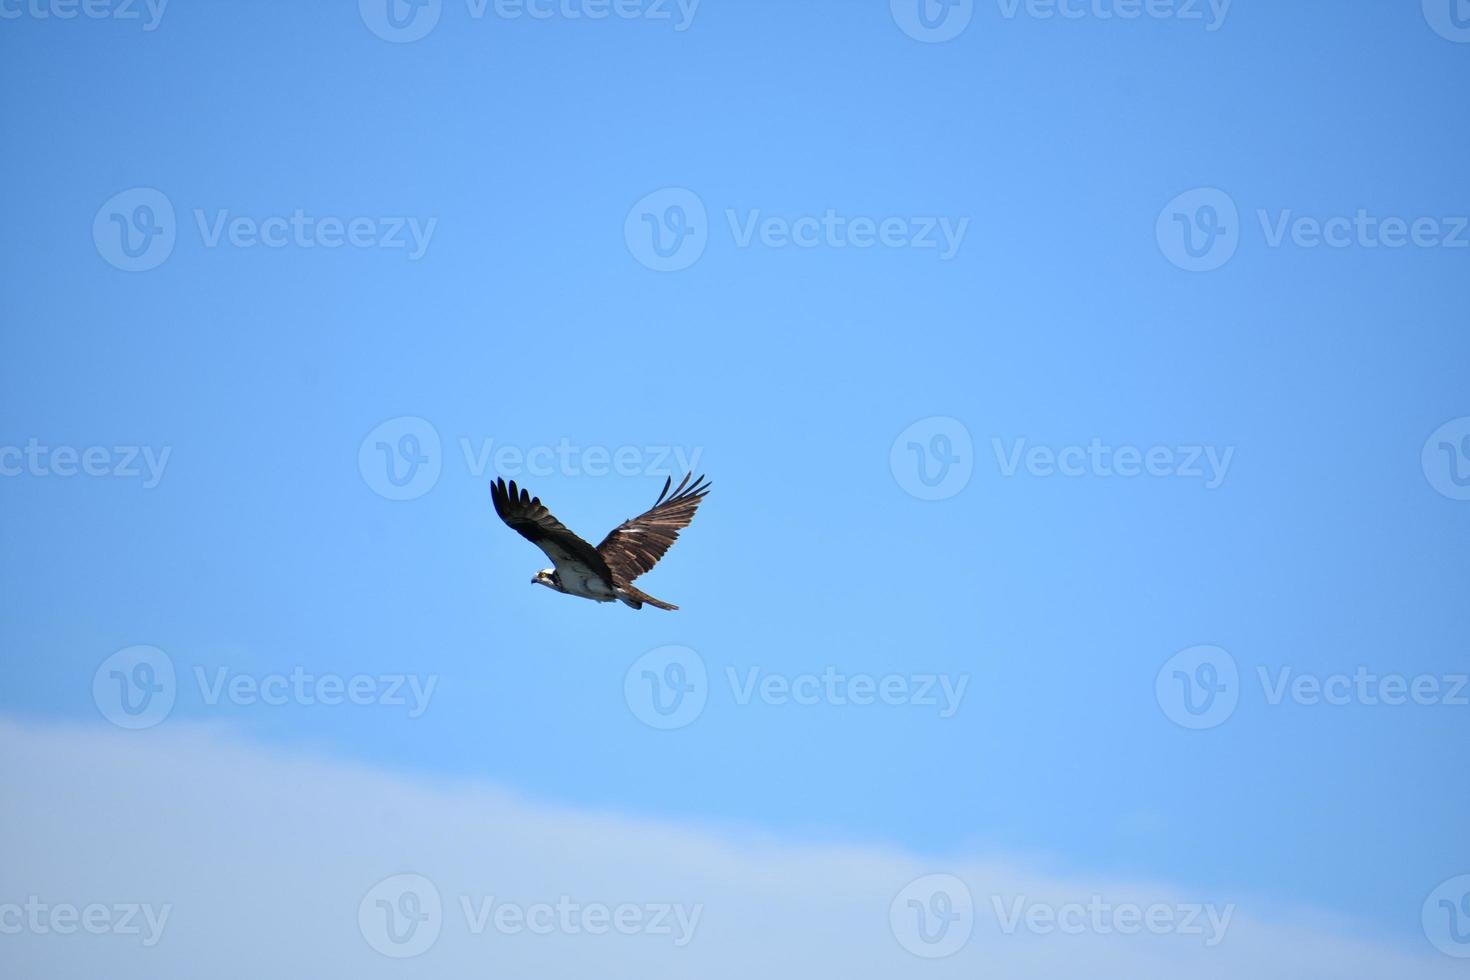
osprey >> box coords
[490,472,711,611]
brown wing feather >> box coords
[490,478,614,584]
[596,472,710,585]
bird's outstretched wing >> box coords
[491,478,615,583]
[596,472,711,585]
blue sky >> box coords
[2,0,1469,974]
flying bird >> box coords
[490,472,711,610]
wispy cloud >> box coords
[0,717,1455,979]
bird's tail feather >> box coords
[618,585,678,611]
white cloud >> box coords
[0,716,1455,979]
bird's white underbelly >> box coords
[562,569,616,601]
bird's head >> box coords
[531,569,557,590]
